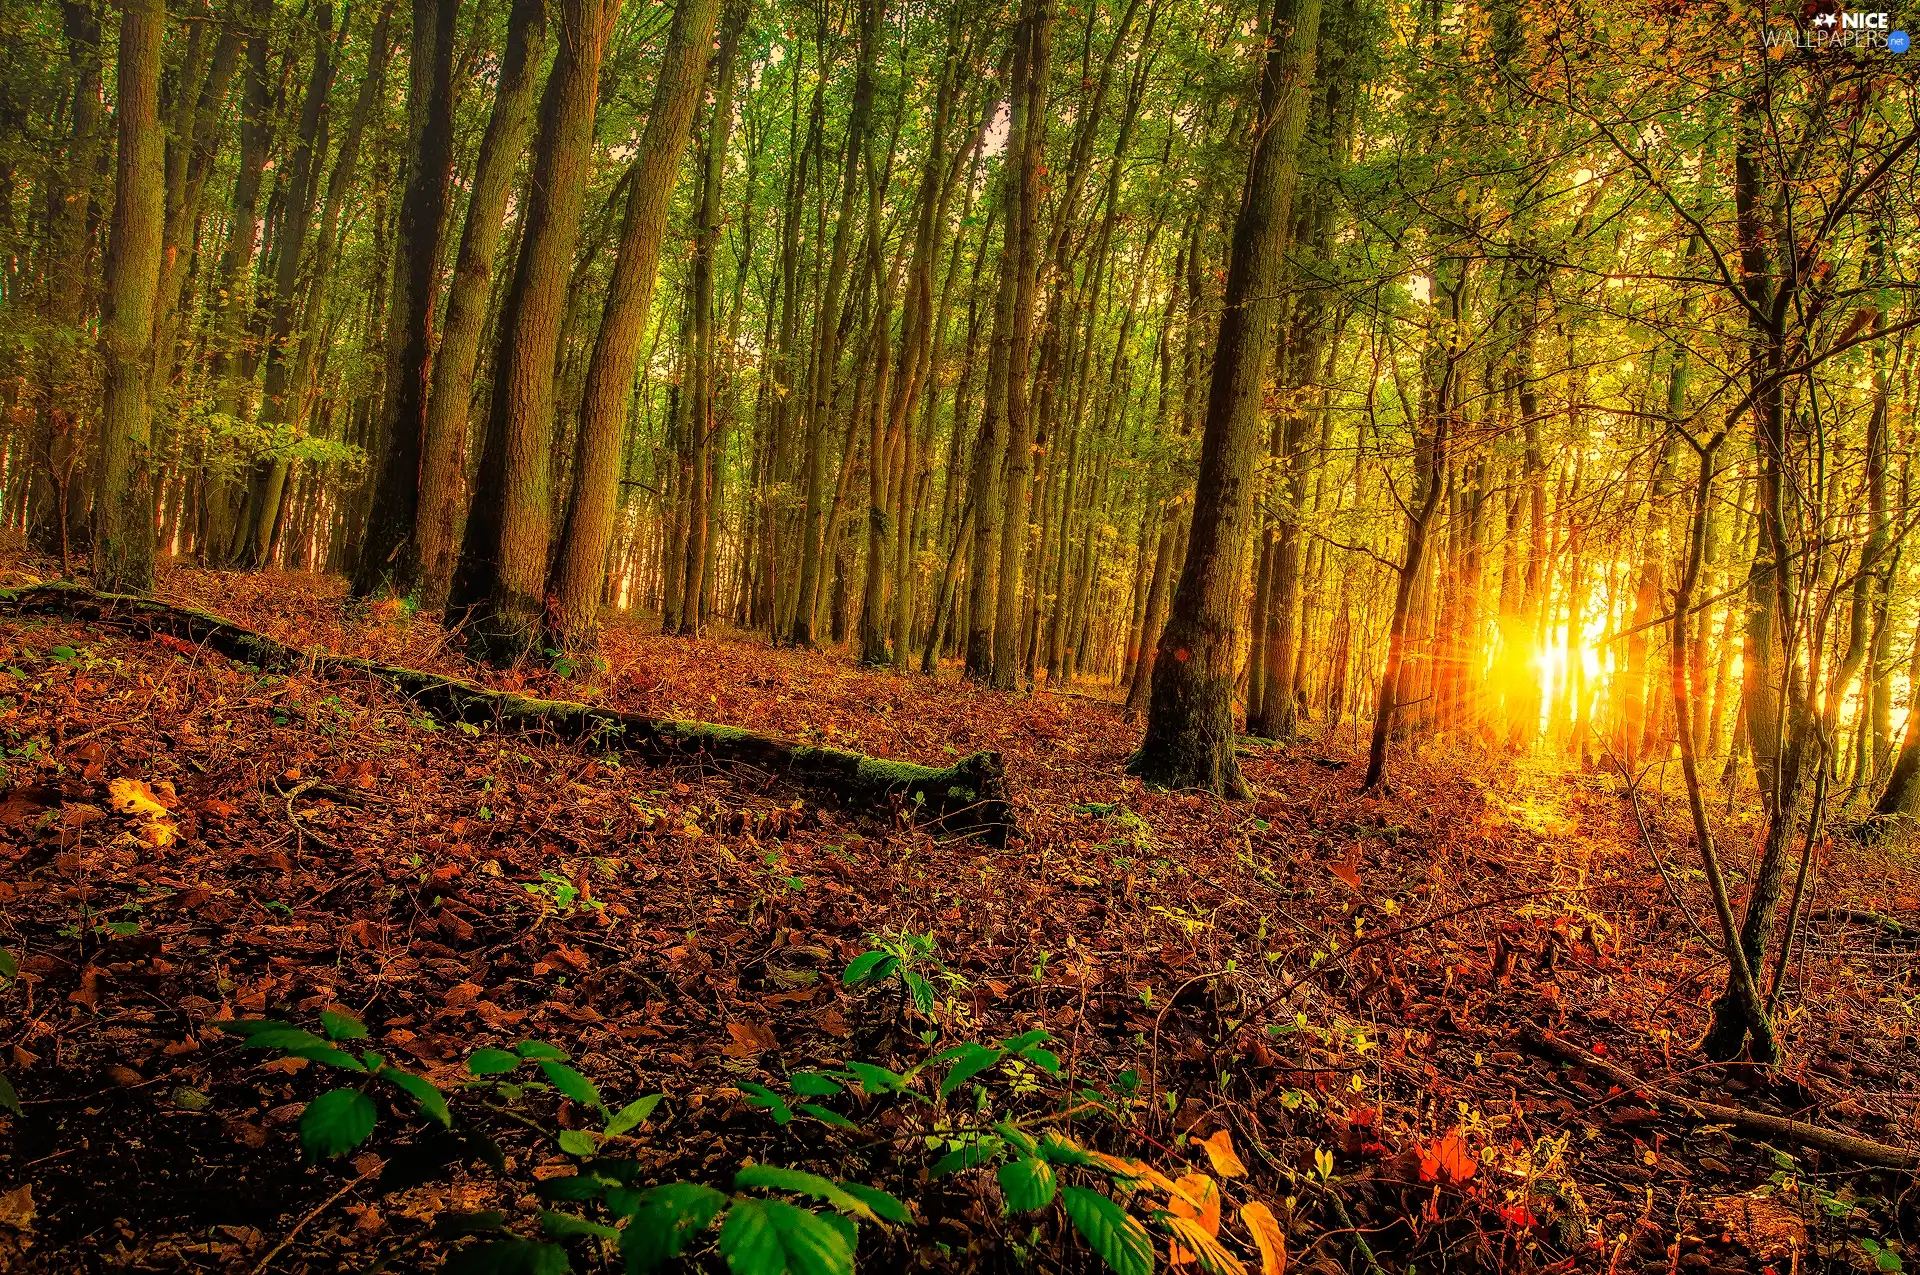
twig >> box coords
[1522,1027,1920,1170]
[249,1159,382,1274]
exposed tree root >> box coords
[1522,1027,1919,1170]
[1,582,1015,844]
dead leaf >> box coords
[1198,1128,1247,1178]
[106,778,168,819]
[1418,1131,1476,1184]
[0,1185,32,1232]
[1240,1201,1286,1275]
[723,1021,778,1057]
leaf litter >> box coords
[0,566,1914,1271]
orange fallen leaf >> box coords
[1419,1131,1476,1184]
[723,1020,778,1057]
[1240,1201,1286,1275]
[1198,1128,1247,1178]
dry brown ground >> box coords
[0,563,1914,1273]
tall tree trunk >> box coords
[676,0,748,638]
[1130,0,1322,795]
[545,0,720,653]
[412,0,545,610]
[92,0,166,593]
[792,0,880,649]
[988,0,1053,690]
[450,0,619,661]
[356,0,458,598]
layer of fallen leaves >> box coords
[0,563,1912,1273]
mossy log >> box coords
[0,582,1014,844]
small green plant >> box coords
[210,1012,915,1274]
[841,931,952,1018]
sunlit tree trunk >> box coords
[451,0,619,661]
[92,0,166,593]
[1130,0,1322,795]
[411,0,545,610]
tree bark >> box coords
[356,0,460,598]
[450,0,619,662]
[92,0,166,594]
[1130,0,1322,794]
[544,0,721,654]
[412,0,547,610]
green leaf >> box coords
[540,1209,620,1239]
[320,1010,368,1041]
[1022,1047,1061,1074]
[835,1180,910,1224]
[1062,1186,1154,1275]
[739,1081,792,1125]
[210,1018,296,1038]
[299,1089,377,1158]
[796,1103,859,1129]
[383,1067,451,1126]
[467,1048,523,1076]
[734,1165,876,1220]
[284,1042,369,1072]
[939,1044,1003,1097]
[997,1029,1050,1053]
[446,1238,571,1275]
[605,1093,663,1136]
[930,1138,1004,1176]
[903,969,936,1015]
[0,1073,20,1117]
[558,1129,597,1157]
[539,1061,604,1112]
[619,1182,728,1271]
[788,1071,844,1098]
[841,950,895,985]
[515,1040,569,1061]
[0,948,18,981]
[239,1027,330,1052]
[997,1155,1058,1214]
[817,1210,858,1258]
[1037,1132,1099,1168]
[840,1061,906,1095]
[720,1197,853,1275]
[536,1174,610,1203]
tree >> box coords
[449,0,622,663]
[355,0,462,599]
[546,0,724,653]
[92,0,166,594]
[1129,0,1323,795]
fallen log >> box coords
[1522,1026,1919,1171]
[1,582,1015,844]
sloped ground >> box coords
[0,564,1914,1272]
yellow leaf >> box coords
[1163,1214,1247,1275]
[1199,1129,1247,1178]
[1092,1153,1180,1196]
[107,779,167,819]
[1169,1173,1221,1235]
[1239,1201,1286,1275]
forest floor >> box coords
[1,563,1918,1273]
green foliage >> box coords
[841,931,954,1018]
